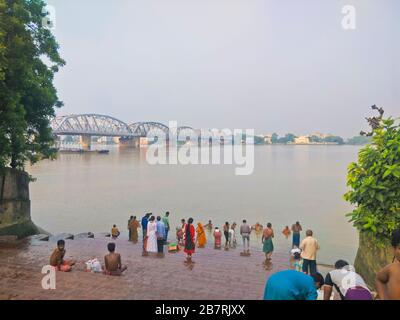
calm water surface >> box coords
[27,145,360,265]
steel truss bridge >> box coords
[50,114,201,150]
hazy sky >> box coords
[47,0,399,137]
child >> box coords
[290,246,303,272]
[176,226,184,246]
[213,227,222,249]
[50,240,76,272]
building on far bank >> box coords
[264,134,272,144]
[293,135,310,144]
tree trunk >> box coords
[354,232,394,289]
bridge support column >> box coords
[80,135,91,151]
[119,137,140,148]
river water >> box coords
[27,145,360,265]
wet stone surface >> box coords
[0,236,290,300]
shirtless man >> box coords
[204,220,213,232]
[376,229,400,300]
[104,242,127,276]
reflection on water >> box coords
[27,145,360,265]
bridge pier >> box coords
[119,136,140,148]
[80,135,91,151]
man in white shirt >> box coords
[300,229,320,274]
[324,260,372,300]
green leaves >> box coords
[344,114,400,243]
[0,0,64,169]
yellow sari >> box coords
[196,223,206,248]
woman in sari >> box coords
[213,227,222,249]
[146,216,158,253]
[196,223,206,248]
[129,216,140,243]
[183,218,196,261]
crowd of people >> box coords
[48,212,400,300]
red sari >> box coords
[183,224,196,255]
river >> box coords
[27,144,360,265]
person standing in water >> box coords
[282,226,291,239]
[223,222,230,249]
[127,216,134,241]
[196,222,207,248]
[162,212,170,243]
[146,216,158,253]
[291,221,302,248]
[229,222,237,248]
[129,216,140,243]
[156,216,166,257]
[204,220,213,233]
[240,220,251,255]
[262,223,274,263]
[183,218,196,262]
[213,227,222,249]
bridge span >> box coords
[51,114,197,151]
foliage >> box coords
[323,135,344,145]
[309,135,323,143]
[0,0,64,170]
[346,135,372,145]
[272,133,297,144]
[271,133,278,144]
[344,115,400,243]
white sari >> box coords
[146,221,158,253]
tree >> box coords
[0,0,65,170]
[344,107,400,243]
[277,133,296,144]
[346,135,372,145]
[309,135,322,143]
[323,135,344,144]
[271,133,279,144]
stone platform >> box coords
[0,236,291,300]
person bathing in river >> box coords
[204,220,213,232]
[262,223,274,263]
[50,240,76,272]
[223,222,230,249]
[127,216,133,241]
[291,221,302,248]
[146,216,158,253]
[282,226,291,239]
[196,222,207,248]
[177,219,186,246]
[229,222,237,248]
[240,220,251,255]
[376,229,400,300]
[129,216,140,243]
[104,242,127,276]
[213,227,222,249]
[183,218,196,262]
